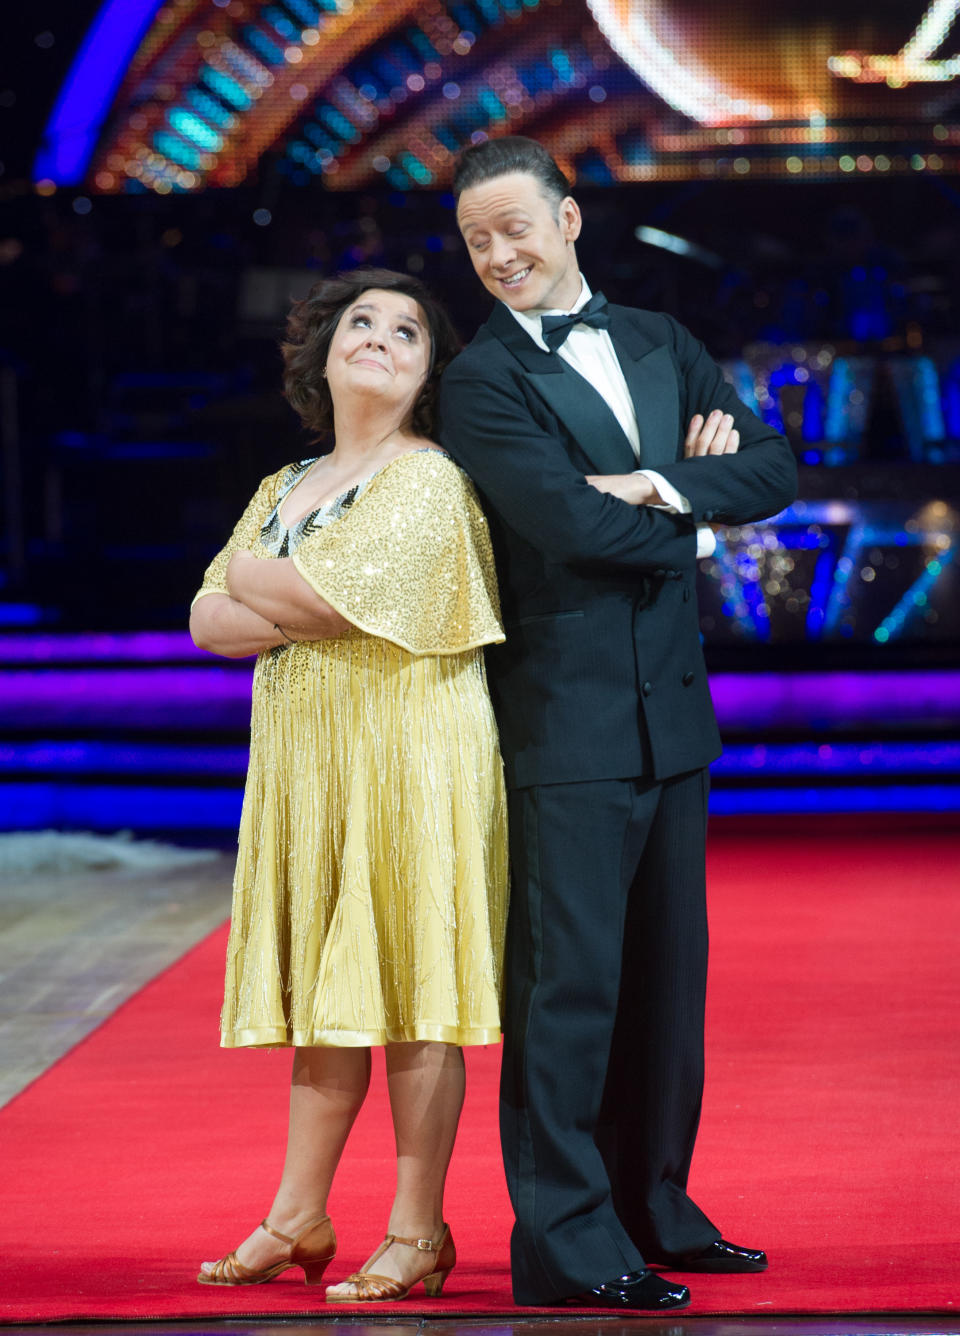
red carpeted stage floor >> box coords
[2,818,959,1321]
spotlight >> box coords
[634,225,723,269]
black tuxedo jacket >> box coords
[438,301,797,790]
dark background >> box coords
[2,1,959,664]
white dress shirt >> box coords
[506,277,716,559]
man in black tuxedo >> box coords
[438,137,797,1310]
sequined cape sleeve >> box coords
[291,450,505,656]
[190,470,284,607]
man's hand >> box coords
[685,410,739,457]
[586,408,741,505]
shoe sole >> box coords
[656,1260,768,1274]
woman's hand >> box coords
[226,550,260,601]
[584,473,659,504]
[226,550,353,637]
[190,592,289,659]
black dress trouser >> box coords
[500,769,720,1304]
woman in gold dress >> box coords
[189,269,507,1303]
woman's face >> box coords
[325,288,431,425]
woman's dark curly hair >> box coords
[281,267,460,439]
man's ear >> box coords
[559,196,582,243]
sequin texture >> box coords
[193,450,508,1047]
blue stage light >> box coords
[549,48,574,83]
[6,739,957,783]
[33,0,163,184]
[320,106,360,143]
[0,604,46,627]
[169,109,224,153]
[0,741,249,778]
[243,24,285,65]
[0,783,244,833]
[200,66,252,111]
[284,0,321,23]
[874,547,957,642]
[478,88,507,121]
[710,786,960,816]
[262,5,298,41]
[153,132,203,172]
[186,88,235,129]
[4,778,956,832]
[714,741,960,777]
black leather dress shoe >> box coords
[563,1268,692,1309]
[656,1239,768,1273]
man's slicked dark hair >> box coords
[452,136,572,210]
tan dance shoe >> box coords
[197,1215,336,1286]
[325,1224,455,1302]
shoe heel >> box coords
[423,1267,451,1297]
[302,1255,334,1286]
[292,1217,336,1286]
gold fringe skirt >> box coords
[220,632,508,1048]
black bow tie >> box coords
[540,291,610,351]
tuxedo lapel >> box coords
[527,370,638,475]
[484,303,681,473]
[609,312,681,470]
[484,305,638,475]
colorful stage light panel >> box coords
[697,498,959,646]
[34,1,960,193]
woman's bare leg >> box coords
[326,1040,465,1297]
[201,1045,371,1275]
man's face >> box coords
[456,171,583,313]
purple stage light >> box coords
[0,668,253,729]
[4,739,958,781]
[4,667,958,732]
[0,631,217,663]
[711,672,960,730]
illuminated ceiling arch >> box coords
[586,0,774,125]
[33,0,960,193]
[35,0,621,194]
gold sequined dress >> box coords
[193,449,508,1048]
